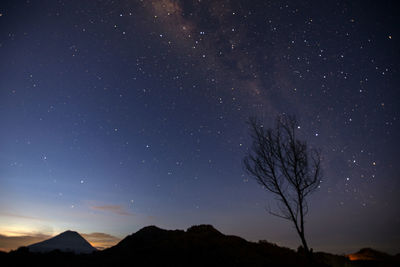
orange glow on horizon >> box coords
[348,254,376,261]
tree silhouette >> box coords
[243,115,322,261]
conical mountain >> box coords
[27,230,97,254]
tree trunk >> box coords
[299,231,313,265]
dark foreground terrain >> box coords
[1,225,399,266]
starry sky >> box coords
[0,0,399,254]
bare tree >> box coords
[243,115,322,260]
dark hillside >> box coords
[1,225,398,267]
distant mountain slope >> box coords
[348,247,393,261]
[27,230,96,254]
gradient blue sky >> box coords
[0,0,399,254]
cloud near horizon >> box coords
[90,205,133,216]
[0,233,51,252]
[81,232,121,250]
[0,212,45,221]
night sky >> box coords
[0,0,399,254]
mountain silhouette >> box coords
[101,224,308,266]
[2,225,399,266]
[27,230,96,254]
